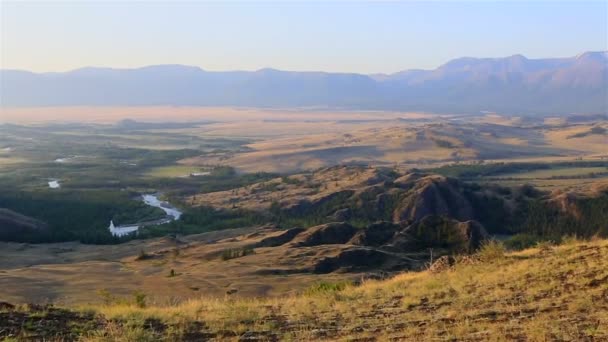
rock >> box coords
[428,256,456,273]
[455,220,490,252]
[387,216,489,253]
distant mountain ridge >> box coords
[1,52,606,114]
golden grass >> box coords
[188,166,380,210]
[0,106,430,125]
[79,238,608,341]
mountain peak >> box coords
[576,51,608,62]
[507,54,527,61]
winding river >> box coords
[109,194,182,237]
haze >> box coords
[2,1,607,74]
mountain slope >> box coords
[2,238,607,341]
[2,52,606,114]
[0,208,49,241]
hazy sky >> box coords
[1,1,606,74]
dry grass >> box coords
[0,227,362,305]
[73,238,608,341]
[188,165,379,210]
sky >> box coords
[1,1,607,74]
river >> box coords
[109,194,183,237]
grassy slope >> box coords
[3,238,607,341]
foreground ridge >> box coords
[2,238,607,341]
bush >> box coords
[535,240,555,252]
[560,235,581,245]
[477,240,506,262]
[133,291,147,308]
[504,233,542,250]
[96,288,115,305]
[305,281,352,296]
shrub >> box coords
[504,233,541,250]
[96,288,115,305]
[220,247,255,261]
[535,240,555,252]
[133,291,147,308]
[560,235,581,245]
[304,281,352,296]
[477,240,506,262]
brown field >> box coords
[189,166,380,211]
[2,107,605,174]
[0,106,437,125]
[182,120,607,173]
[0,226,365,306]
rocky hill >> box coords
[190,165,608,241]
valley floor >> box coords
[2,238,607,341]
[0,226,366,305]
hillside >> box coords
[2,52,607,114]
[188,165,608,240]
[2,238,607,341]
[0,208,49,241]
[1,165,605,307]
[180,120,608,173]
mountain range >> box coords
[1,52,606,115]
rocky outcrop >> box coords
[289,222,357,247]
[348,221,400,247]
[387,216,489,254]
[392,175,474,222]
[454,220,490,252]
